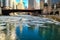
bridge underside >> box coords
[2,9,60,16]
[2,9,42,15]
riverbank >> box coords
[45,15,60,22]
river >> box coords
[0,15,60,40]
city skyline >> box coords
[16,0,40,8]
[16,0,59,8]
[0,0,60,9]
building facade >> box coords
[2,0,9,8]
[40,0,44,9]
[34,0,40,9]
[28,0,35,9]
[16,0,25,9]
[0,0,3,7]
[0,0,17,9]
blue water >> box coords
[16,23,60,40]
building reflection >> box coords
[28,25,35,31]
[0,30,6,40]
[0,19,60,40]
[38,23,60,40]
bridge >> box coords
[2,9,60,15]
[2,9,42,15]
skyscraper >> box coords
[40,0,44,9]
[13,0,17,9]
[9,0,14,8]
[40,0,44,2]
[34,0,37,9]
[45,0,48,3]
[1,0,10,9]
[52,0,60,4]
[28,0,35,9]
[34,0,40,9]
[20,0,25,9]
[0,0,16,9]
[0,0,3,7]
[2,0,9,7]
[5,0,9,7]
[16,0,25,9]
[2,0,6,7]
[47,0,52,6]
[47,0,60,5]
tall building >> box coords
[2,0,6,7]
[40,0,44,9]
[17,3,22,9]
[47,0,52,6]
[2,0,9,7]
[47,0,60,5]
[34,0,36,9]
[1,0,10,9]
[9,0,14,9]
[34,0,40,9]
[28,0,35,9]
[40,0,44,2]
[0,0,17,9]
[0,0,3,7]
[52,0,60,4]
[5,0,9,7]
[13,0,17,9]
[17,0,25,9]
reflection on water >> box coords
[0,16,60,40]
[0,31,6,40]
[16,23,60,40]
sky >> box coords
[36,0,40,3]
[16,0,20,3]
[16,0,40,8]
[15,0,60,8]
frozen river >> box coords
[0,15,60,40]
